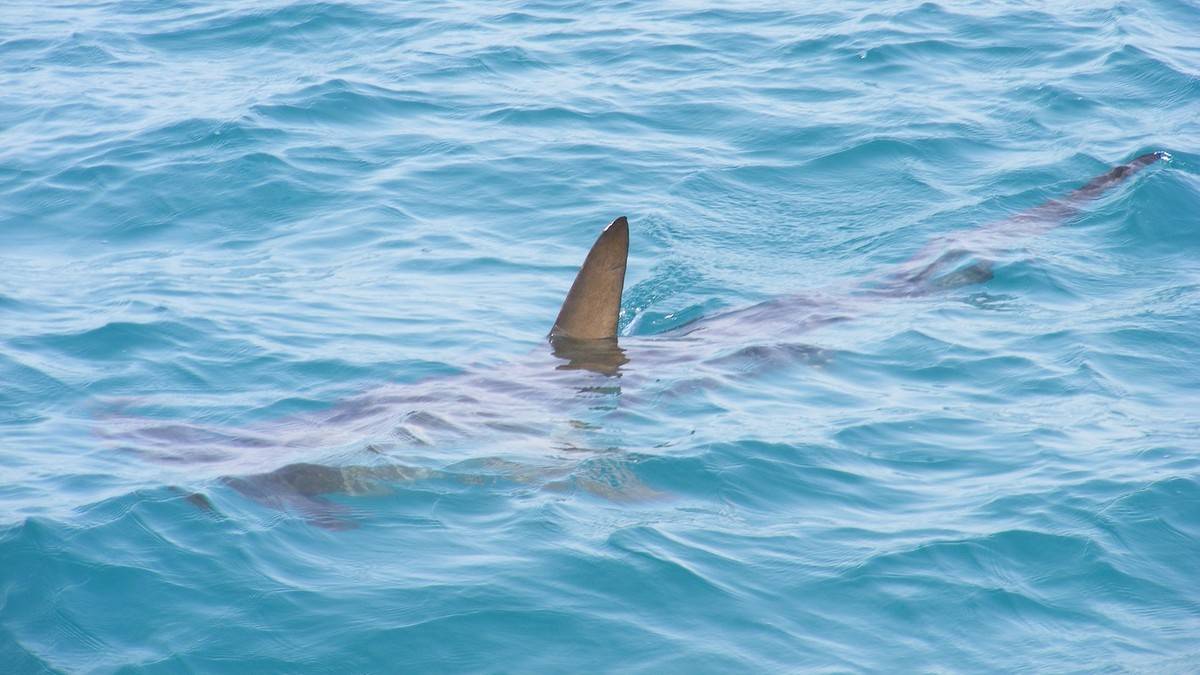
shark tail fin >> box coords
[1030,151,1170,222]
[550,216,629,340]
[989,150,1170,236]
[1068,150,1169,202]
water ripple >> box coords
[1,0,1198,671]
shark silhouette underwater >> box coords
[109,151,1168,528]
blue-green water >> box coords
[3,1,1199,671]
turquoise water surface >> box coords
[3,1,1200,672]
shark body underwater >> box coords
[110,152,1168,528]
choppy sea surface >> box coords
[3,1,1199,672]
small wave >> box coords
[252,79,452,127]
[136,2,400,53]
[23,320,199,361]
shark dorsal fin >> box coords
[549,216,629,340]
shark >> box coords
[548,150,1168,370]
[108,151,1168,528]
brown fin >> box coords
[1021,151,1170,224]
[1068,150,1169,202]
[549,216,629,340]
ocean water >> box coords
[2,0,1199,671]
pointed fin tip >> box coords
[605,215,629,232]
[549,216,630,341]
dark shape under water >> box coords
[116,152,1169,528]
